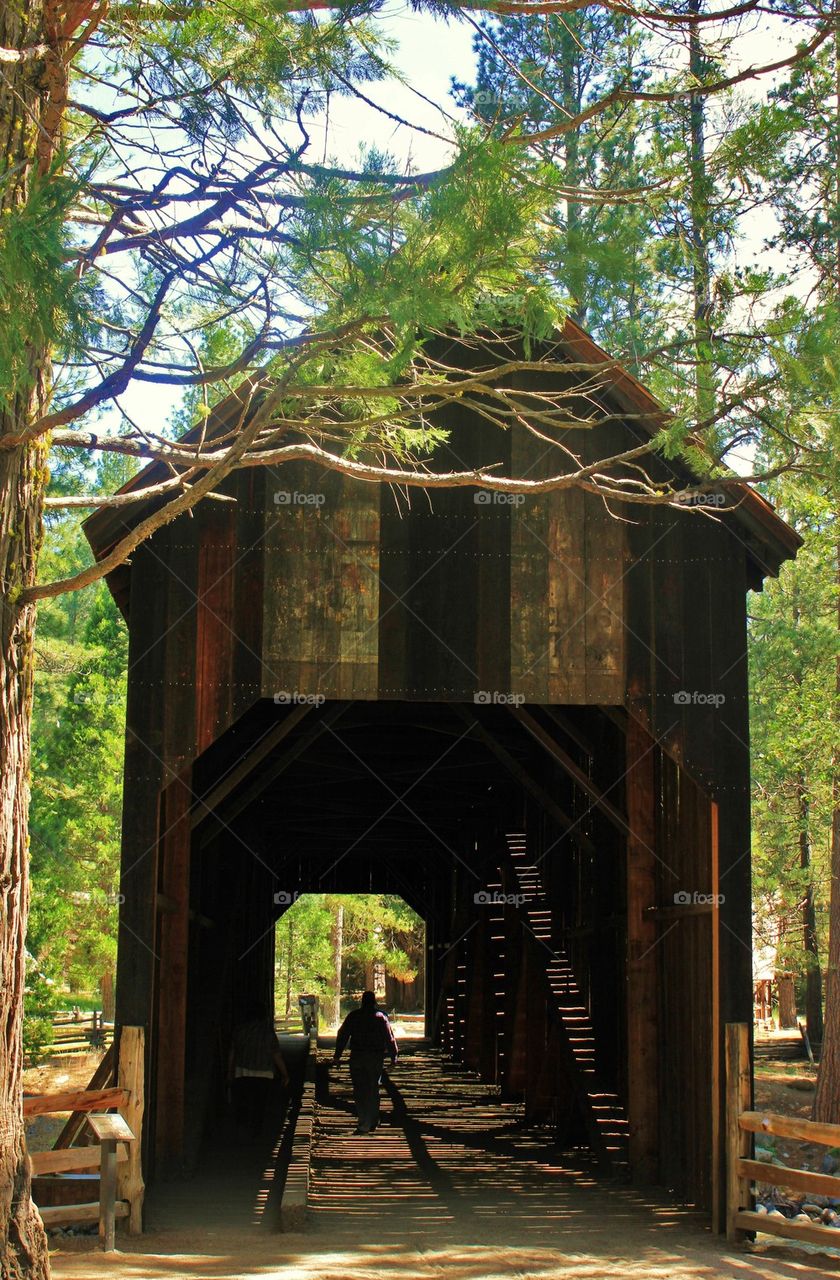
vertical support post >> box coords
[155,768,192,1175]
[117,1026,145,1234]
[99,1139,118,1252]
[625,717,659,1183]
[710,802,723,1232]
[725,1021,751,1242]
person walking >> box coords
[333,991,398,1134]
[228,1000,290,1138]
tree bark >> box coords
[798,780,824,1043]
[1,2,60,1271]
[560,21,585,325]
[0,438,50,1278]
[688,0,715,429]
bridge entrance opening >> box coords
[127,697,721,1213]
[273,893,426,1035]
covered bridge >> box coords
[84,320,799,1222]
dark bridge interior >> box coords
[138,697,720,1214]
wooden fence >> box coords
[726,1021,840,1250]
[48,1011,114,1057]
[25,1026,145,1250]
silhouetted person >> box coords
[228,1000,290,1137]
[333,991,398,1134]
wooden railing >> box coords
[24,1026,145,1250]
[726,1022,840,1249]
[48,1011,115,1056]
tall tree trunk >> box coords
[0,439,49,1279]
[688,0,715,429]
[798,780,824,1043]
[815,539,840,1121]
[330,904,343,1028]
[0,2,54,1274]
[560,21,585,325]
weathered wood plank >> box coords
[38,1201,128,1229]
[195,503,236,752]
[116,1025,145,1235]
[738,1158,840,1199]
[735,1209,840,1249]
[23,1088,129,1118]
[29,1147,127,1176]
[740,1110,840,1148]
[726,1023,752,1242]
[154,768,192,1175]
[625,716,659,1184]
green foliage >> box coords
[23,954,57,1065]
[27,464,129,1006]
[0,170,94,404]
[274,893,424,1019]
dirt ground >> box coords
[46,1219,840,1280]
[24,1052,103,1152]
[753,1060,832,1176]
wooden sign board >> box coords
[87,1113,135,1144]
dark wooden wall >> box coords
[103,375,781,1206]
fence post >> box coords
[725,1022,751,1242]
[117,1026,145,1233]
[99,1138,118,1252]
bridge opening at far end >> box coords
[274,893,426,1037]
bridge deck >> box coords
[49,1041,832,1278]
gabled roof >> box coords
[84,317,801,615]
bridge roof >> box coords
[84,317,801,611]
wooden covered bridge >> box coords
[84,321,799,1224]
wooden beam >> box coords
[117,1025,145,1235]
[509,706,630,837]
[625,716,659,1185]
[198,701,350,841]
[23,1088,128,1118]
[711,801,722,1233]
[540,706,594,758]
[726,1023,752,1242]
[53,1046,116,1149]
[734,1210,840,1249]
[38,1201,129,1229]
[737,1158,840,1200]
[155,769,192,1176]
[739,1109,840,1148]
[29,1146,128,1176]
[191,701,313,828]
[451,707,596,857]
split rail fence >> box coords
[24,1025,145,1251]
[726,1021,840,1251]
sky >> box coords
[113,4,806,437]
